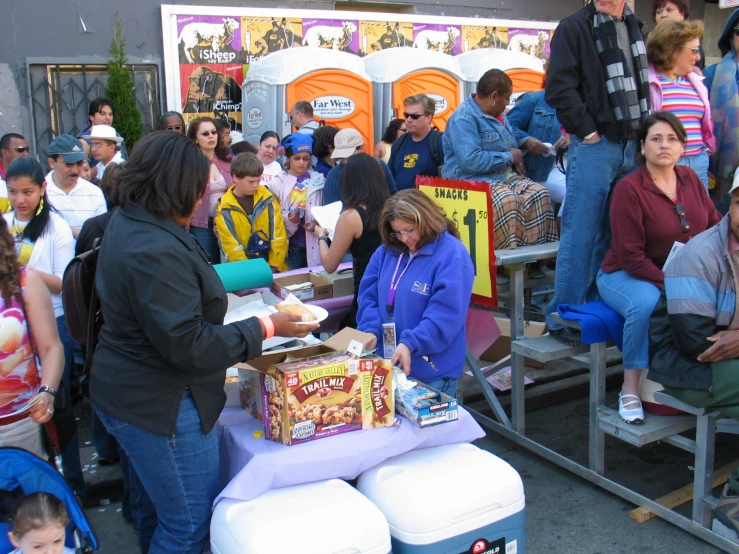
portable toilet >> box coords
[457,48,545,97]
[242,48,374,149]
[363,47,464,139]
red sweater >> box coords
[601,165,722,288]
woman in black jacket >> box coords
[90,131,317,554]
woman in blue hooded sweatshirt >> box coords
[357,189,474,397]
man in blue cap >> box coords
[45,135,107,239]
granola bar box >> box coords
[236,329,393,445]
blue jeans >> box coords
[546,136,638,329]
[55,316,85,498]
[677,150,710,192]
[596,269,661,369]
[425,377,458,398]
[92,409,119,460]
[287,246,307,270]
[190,218,220,264]
[95,391,219,554]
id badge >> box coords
[382,322,397,359]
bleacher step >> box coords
[597,407,697,447]
[511,335,589,363]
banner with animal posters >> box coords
[412,24,463,55]
[461,25,509,52]
[242,17,303,60]
[162,7,558,128]
[177,15,246,64]
[302,19,360,54]
[180,64,244,129]
[360,21,413,55]
[506,28,552,60]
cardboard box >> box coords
[395,379,459,428]
[315,269,354,298]
[480,317,547,369]
[237,328,393,445]
[271,273,333,302]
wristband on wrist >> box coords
[260,316,275,339]
[318,235,329,243]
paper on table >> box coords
[310,201,342,240]
[284,282,313,292]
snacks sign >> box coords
[417,176,497,309]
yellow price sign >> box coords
[417,177,497,308]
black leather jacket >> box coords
[90,204,263,437]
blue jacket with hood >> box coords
[356,231,474,383]
[703,8,739,93]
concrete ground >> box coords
[77,390,736,553]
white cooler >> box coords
[357,443,525,554]
[210,479,392,554]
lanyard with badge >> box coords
[382,251,414,359]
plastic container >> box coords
[457,49,544,97]
[357,443,525,554]
[210,478,392,554]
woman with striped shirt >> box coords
[647,19,715,190]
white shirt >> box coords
[260,161,282,188]
[97,151,124,180]
[4,211,75,318]
[45,171,107,230]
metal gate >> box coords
[28,63,160,160]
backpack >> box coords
[62,239,102,375]
[393,129,444,175]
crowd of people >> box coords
[2,0,739,550]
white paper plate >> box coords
[298,304,328,325]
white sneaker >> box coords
[618,392,645,424]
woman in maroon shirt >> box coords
[597,111,721,424]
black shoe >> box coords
[97,456,120,466]
[550,327,582,347]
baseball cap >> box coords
[281,133,313,157]
[49,135,87,163]
[731,171,739,195]
[230,131,245,145]
[89,125,123,144]
[331,128,364,160]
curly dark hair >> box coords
[381,119,406,144]
[0,216,22,306]
[313,126,339,159]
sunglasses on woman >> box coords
[684,46,701,55]
[674,203,690,234]
[199,130,218,136]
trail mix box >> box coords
[249,352,393,446]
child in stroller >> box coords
[0,448,97,554]
[8,492,75,553]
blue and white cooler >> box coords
[357,443,525,554]
[210,478,392,554]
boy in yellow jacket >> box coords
[215,153,288,272]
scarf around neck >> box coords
[711,52,739,203]
[592,4,650,139]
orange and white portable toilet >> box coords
[457,48,545,97]
[363,47,464,139]
[242,48,374,148]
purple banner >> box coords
[302,19,360,54]
[412,24,462,55]
[507,28,551,59]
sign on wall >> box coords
[162,6,557,131]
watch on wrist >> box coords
[39,385,57,397]
[318,235,329,243]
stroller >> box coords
[0,447,98,553]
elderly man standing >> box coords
[291,101,320,135]
[89,125,124,182]
[0,133,30,213]
[545,0,650,346]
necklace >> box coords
[647,169,677,198]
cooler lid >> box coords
[363,47,463,83]
[212,479,391,553]
[358,443,524,535]
[457,48,544,82]
[244,48,370,86]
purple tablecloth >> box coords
[236,262,353,333]
[215,406,486,505]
